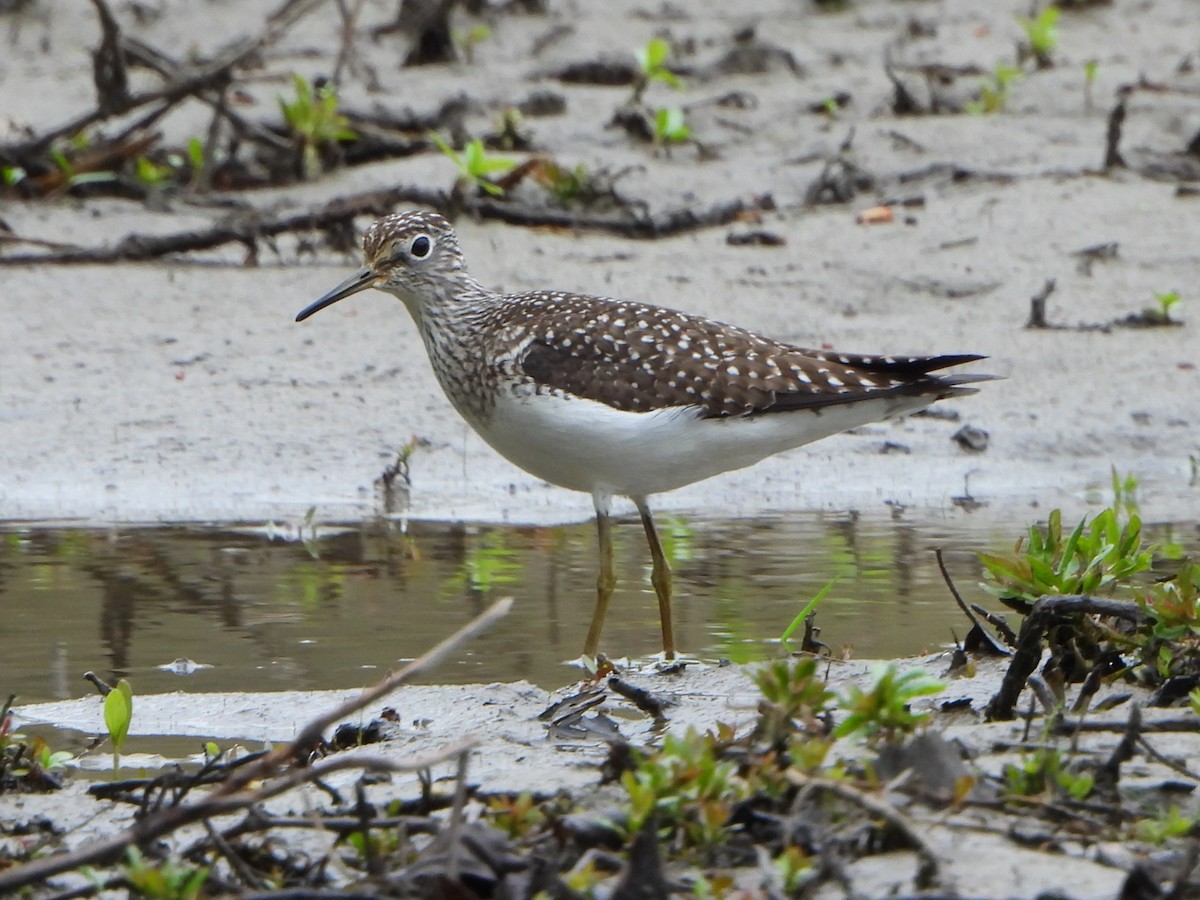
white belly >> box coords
[467,389,931,500]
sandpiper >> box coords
[296,210,988,660]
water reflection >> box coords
[3,514,1189,705]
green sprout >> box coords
[133,156,174,186]
[773,845,814,895]
[966,64,1022,115]
[1003,745,1094,800]
[453,23,491,64]
[121,846,209,900]
[532,158,593,205]
[653,106,691,145]
[430,134,515,197]
[103,678,133,773]
[779,577,836,652]
[835,664,944,745]
[278,74,356,180]
[1149,290,1181,324]
[48,141,118,190]
[1140,562,1200,679]
[1135,807,1197,845]
[1017,6,1060,69]
[1,165,26,187]
[1083,59,1098,109]
[621,729,745,848]
[633,37,682,103]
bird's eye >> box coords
[410,235,432,258]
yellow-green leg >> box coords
[635,498,676,660]
[583,501,616,658]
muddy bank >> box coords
[0,0,1197,528]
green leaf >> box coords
[780,578,836,648]
[104,682,132,753]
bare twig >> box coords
[0,598,511,894]
[789,773,940,889]
[935,547,1011,655]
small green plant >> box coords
[1017,6,1060,69]
[752,657,837,750]
[978,507,1153,608]
[133,155,174,186]
[1083,59,1098,109]
[835,664,944,745]
[1140,562,1200,679]
[779,578,836,652]
[532,158,593,205]
[121,846,209,900]
[966,64,1022,114]
[621,729,745,848]
[1,165,26,186]
[773,845,814,894]
[1110,467,1140,519]
[430,134,515,197]
[1148,290,1181,324]
[278,74,356,180]
[1003,745,1094,800]
[453,23,491,64]
[488,791,547,838]
[1134,806,1197,844]
[633,38,682,103]
[47,139,118,190]
[653,106,691,145]
[104,678,133,773]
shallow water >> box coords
[2,513,1193,708]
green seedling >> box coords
[453,23,491,64]
[654,106,691,145]
[278,73,356,180]
[1134,806,1197,844]
[1111,466,1140,519]
[773,845,814,895]
[1003,745,1094,800]
[48,144,118,190]
[104,678,133,773]
[121,846,209,900]
[1148,290,1181,323]
[966,64,1022,114]
[1083,59,1098,109]
[752,657,837,751]
[621,728,745,848]
[835,664,944,745]
[633,37,682,103]
[488,791,547,838]
[978,506,1153,608]
[430,133,515,197]
[1017,6,1060,69]
[779,578,836,652]
[1,165,26,186]
[133,155,174,186]
[1140,562,1200,679]
[532,158,593,205]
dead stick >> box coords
[0,598,509,893]
[789,773,940,888]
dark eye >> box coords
[410,235,431,258]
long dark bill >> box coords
[295,267,379,322]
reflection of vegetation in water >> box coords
[281,562,345,610]
[656,515,694,571]
[441,530,522,599]
[707,594,757,664]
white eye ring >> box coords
[410,234,432,258]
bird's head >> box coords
[295,210,466,322]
